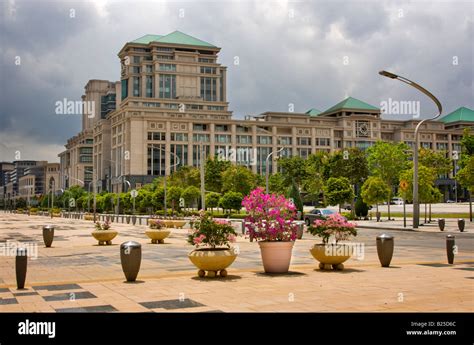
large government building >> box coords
[58,31,474,200]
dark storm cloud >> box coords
[0,0,472,162]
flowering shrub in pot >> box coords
[307,213,357,270]
[145,218,171,244]
[242,188,297,273]
[91,220,118,245]
[187,211,238,278]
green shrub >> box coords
[355,198,369,218]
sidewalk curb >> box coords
[356,225,470,234]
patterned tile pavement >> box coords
[0,212,473,312]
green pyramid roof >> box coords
[321,97,379,115]
[306,108,322,116]
[131,31,216,48]
[439,107,474,123]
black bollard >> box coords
[132,216,137,226]
[376,234,394,267]
[446,235,455,264]
[438,218,445,231]
[16,248,28,289]
[42,225,55,247]
[458,219,465,232]
[120,241,142,282]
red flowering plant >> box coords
[307,213,357,244]
[242,187,298,242]
[187,210,237,249]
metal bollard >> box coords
[126,216,130,224]
[458,219,465,232]
[446,235,455,264]
[16,248,28,289]
[376,234,394,267]
[438,218,445,231]
[120,241,142,282]
[132,216,137,225]
[138,217,142,225]
[241,221,246,235]
[42,225,55,247]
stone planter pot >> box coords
[163,220,175,228]
[91,230,118,245]
[188,248,237,278]
[173,220,187,229]
[258,241,294,273]
[458,219,465,232]
[52,213,61,218]
[145,229,171,244]
[438,218,445,231]
[84,215,94,221]
[310,243,353,270]
[42,225,55,248]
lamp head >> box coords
[379,70,398,79]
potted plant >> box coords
[145,218,171,244]
[187,211,238,278]
[307,213,357,270]
[91,220,118,245]
[242,188,298,274]
[84,213,94,221]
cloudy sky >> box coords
[0,0,472,162]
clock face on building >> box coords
[357,122,369,137]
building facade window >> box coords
[147,132,166,141]
[215,134,231,143]
[192,145,210,167]
[200,66,216,74]
[297,148,311,159]
[132,77,140,97]
[170,144,188,172]
[297,137,311,146]
[159,64,177,71]
[147,144,165,176]
[146,76,153,98]
[214,124,229,132]
[171,133,188,141]
[237,135,252,144]
[257,136,272,145]
[121,79,128,100]
[200,77,217,101]
[193,134,210,142]
[159,75,176,99]
[145,65,153,73]
[193,124,208,131]
[278,137,292,145]
[315,138,330,146]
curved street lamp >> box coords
[379,70,442,228]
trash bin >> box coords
[446,235,455,264]
[458,219,465,232]
[376,234,394,267]
[120,241,141,282]
[16,248,28,289]
[42,225,55,247]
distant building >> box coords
[57,31,474,202]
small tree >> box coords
[182,186,201,210]
[324,177,354,212]
[361,176,390,213]
[287,180,303,215]
[219,192,243,214]
[205,192,221,213]
[354,197,369,219]
[166,186,183,215]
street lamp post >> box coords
[265,147,285,194]
[379,70,442,229]
[200,143,206,210]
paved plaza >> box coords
[0,213,473,313]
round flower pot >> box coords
[145,229,171,244]
[173,220,187,229]
[163,219,175,228]
[310,243,353,270]
[188,248,237,278]
[91,230,118,245]
[258,241,294,274]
